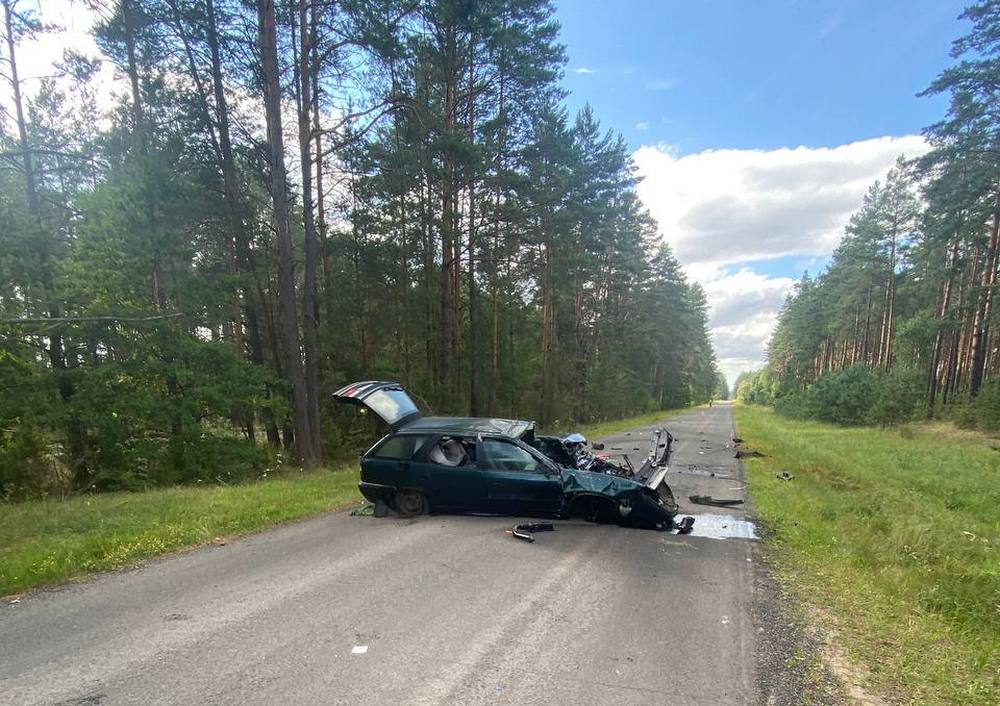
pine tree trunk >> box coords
[258,0,317,467]
[121,0,145,141]
[969,202,1000,396]
[879,225,897,370]
[466,56,479,415]
[297,0,322,460]
[927,238,959,414]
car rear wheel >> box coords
[393,489,429,516]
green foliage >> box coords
[805,365,880,425]
[869,365,925,425]
[743,363,927,427]
[1,0,721,502]
[736,405,1000,706]
[951,379,1000,432]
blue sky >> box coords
[552,0,968,382]
[556,0,964,154]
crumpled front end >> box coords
[560,469,678,530]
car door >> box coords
[478,437,564,517]
[410,435,488,513]
[361,433,432,490]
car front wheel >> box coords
[393,489,429,516]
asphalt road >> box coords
[1,404,766,706]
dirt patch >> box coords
[820,636,891,706]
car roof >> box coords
[399,416,535,439]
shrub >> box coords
[952,379,1000,432]
[808,365,880,425]
[869,366,924,426]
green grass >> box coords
[0,466,361,596]
[735,405,1000,706]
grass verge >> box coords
[735,405,999,706]
[0,466,361,597]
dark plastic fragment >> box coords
[688,495,744,507]
[673,516,695,534]
[509,522,556,543]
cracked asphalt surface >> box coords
[1,404,781,705]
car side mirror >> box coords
[592,442,605,451]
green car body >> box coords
[335,381,679,529]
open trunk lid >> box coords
[332,381,422,430]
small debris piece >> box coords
[509,522,555,543]
[776,471,795,481]
[351,645,368,655]
[212,536,227,546]
[735,449,766,459]
[732,437,744,444]
[689,495,745,507]
[349,503,375,516]
[673,516,695,534]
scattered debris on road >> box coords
[351,645,369,655]
[689,495,745,508]
[508,522,556,543]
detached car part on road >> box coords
[333,381,686,530]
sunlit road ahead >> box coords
[1,404,766,705]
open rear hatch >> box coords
[332,381,422,430]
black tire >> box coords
[569,495,616,524]
[393,489,429,516]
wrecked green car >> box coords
[333,381,685,530]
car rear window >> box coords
[365,388,420,426]
[371,434,428,460]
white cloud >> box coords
[635,121,649,131]
[633,135,931,384]
[572,67,597,75]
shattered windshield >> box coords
[365,388,419,426]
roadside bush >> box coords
[0,428,70,500]
[807,365,879,425]
[869,366,924,426]
[771,365,924,427]
[952,379,1000,432]
[772,390,818,420]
